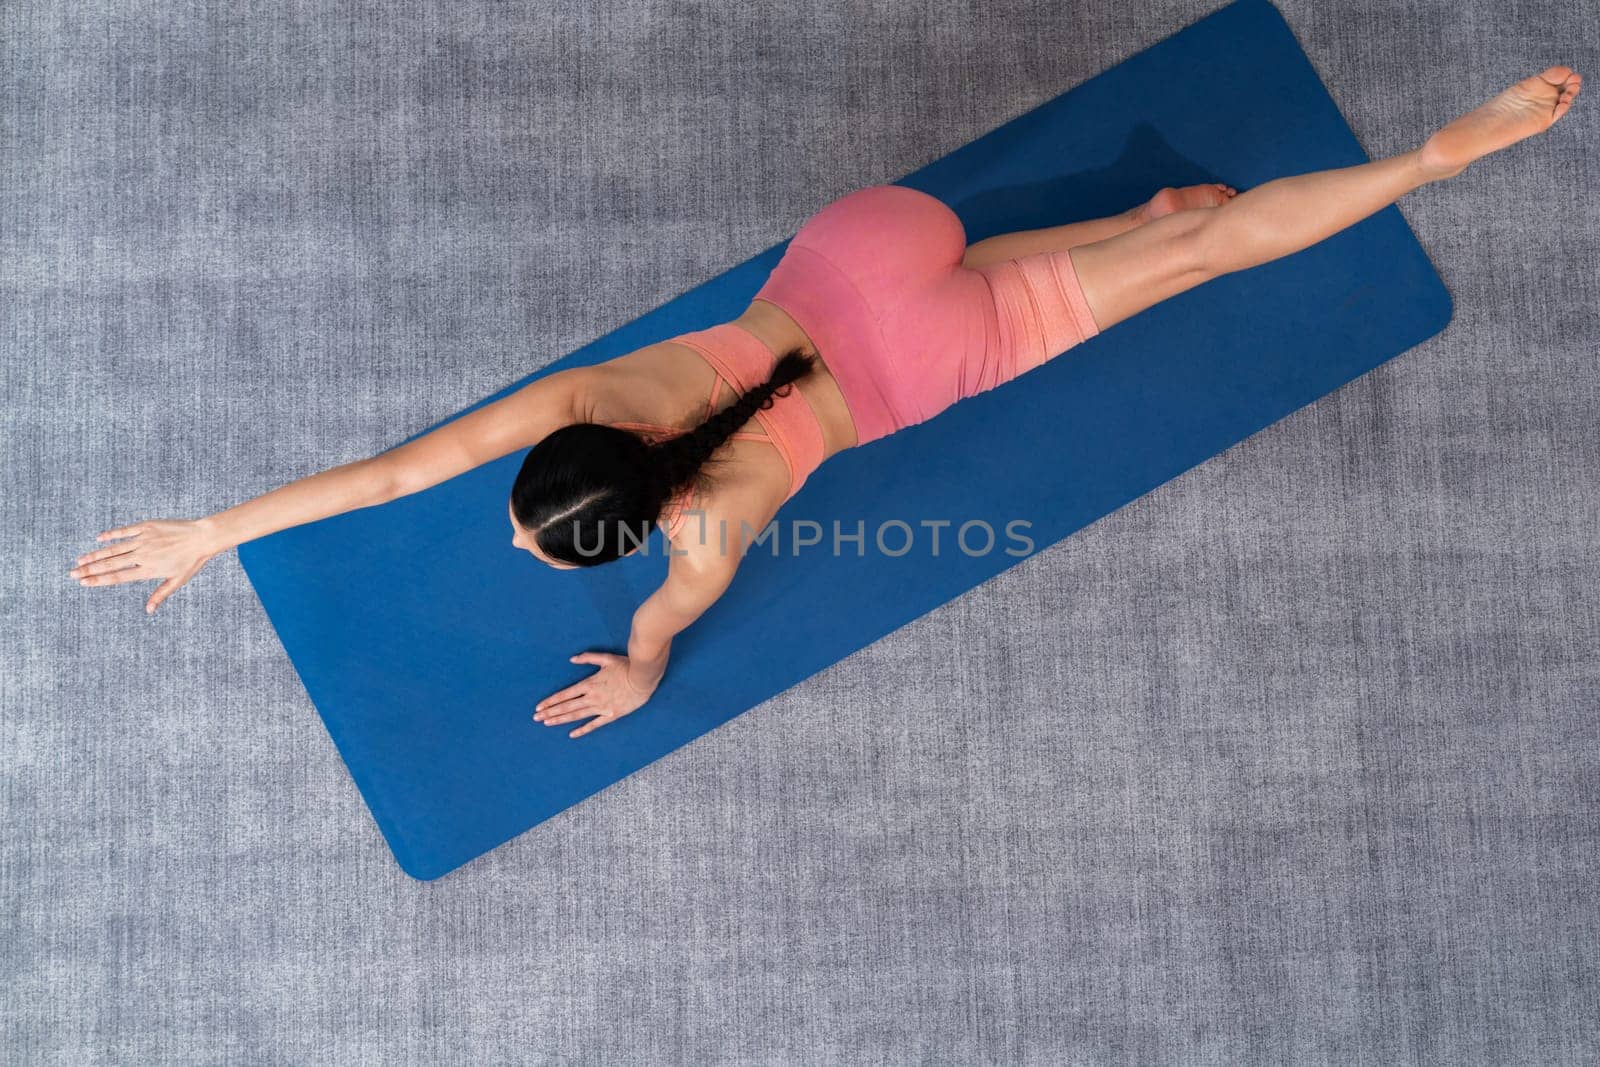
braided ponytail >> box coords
[643,349,816,514]
[510,348,817,567]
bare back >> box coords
[580,301,861,543]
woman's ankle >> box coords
[1412,142,1467,183]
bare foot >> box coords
[1137,182,1239,223]
[1420,65,1582,178]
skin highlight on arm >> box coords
[209,366,590,554]
[72,367,591,613]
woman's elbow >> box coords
[359,454,412,505]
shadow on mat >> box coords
[952,123,1221,239]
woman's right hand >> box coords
[69,518,224,615]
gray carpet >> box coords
[4,0,1598,1062]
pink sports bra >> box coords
[602,322,826,540]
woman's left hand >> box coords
[535,652,657,738]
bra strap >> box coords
[669,323,825,499]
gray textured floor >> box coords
[4,0,1598,1063]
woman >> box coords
[72,68,1580,737]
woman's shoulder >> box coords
[586,339,715,426]
[663,463,783,558]
[596,337,711,376]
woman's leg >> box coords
[961,183,1236,269]
[1066,66,1581,332]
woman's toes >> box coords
[1555,72,1582,119]
[1147,182,1242,219]
[1538,64,1574,87]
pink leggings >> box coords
[753,184,1101,445]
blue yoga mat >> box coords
[238,0,1452,879]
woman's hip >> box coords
[786,184,970,281]
[882,250,1103,425]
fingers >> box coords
[534,652,618,712]
[75,563,145,587]
[535,683,588,714]
[569,716,613,739]
[96,525,146,542]
[73,543,139,569]
[70,548,140,579]
[534,652,632,736]
[145,573,188,615]
[533,697,588,722]
[537,700,598,726]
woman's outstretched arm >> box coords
[71,367,593,614]
[534,503,759,738]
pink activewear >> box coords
[612,184,1103,537]
[754,183,1101,445]
[605,323,827,519]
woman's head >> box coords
[510,349,816,567]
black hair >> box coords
[510,349,816,566]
